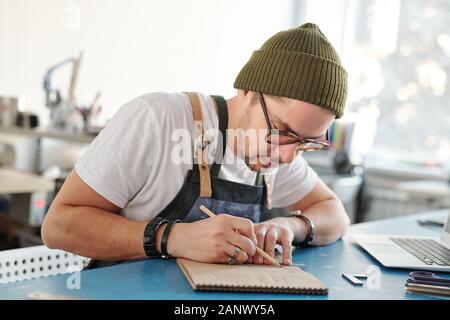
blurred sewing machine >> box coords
[43,51,103,134]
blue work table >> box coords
[1,210,449,300]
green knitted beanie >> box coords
[234,23,348,118]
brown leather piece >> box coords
[186,92,212,198]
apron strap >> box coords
[255,172,264,185]
[210,95,228,178]
[186,92,212,198]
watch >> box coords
[143,217,168,258]
[290,210,315,248]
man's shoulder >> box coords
[129,91,211,109]
[110,91,214,133]
[125,92,187,113]
[111,92,191,125]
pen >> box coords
[199,205,282,267]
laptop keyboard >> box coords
[390,237,450,266]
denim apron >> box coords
[86,92,266,269]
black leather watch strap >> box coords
[160,219,182,259]
[290,210,315,248]
[143,217,168,258]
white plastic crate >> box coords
[0,245,89,284]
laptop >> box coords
[351,210,450,272]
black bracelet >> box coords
[143,217,168,258]
[160,220,182,259]
[290,210,315,248]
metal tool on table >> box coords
[342,273,368,286]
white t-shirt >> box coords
[75,92,318,221]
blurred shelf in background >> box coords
[0,126,96,144]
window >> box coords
[301,0,450,167]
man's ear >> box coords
[237,89,249,98]
[237,89,259,108]
[239,90,260,105]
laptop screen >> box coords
[445,214,450,234]
[443,210,450,244]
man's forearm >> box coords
[288,198,350,246]
[42,204,148,261]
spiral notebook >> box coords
[177,258,328,295]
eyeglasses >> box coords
[258,93,330,152]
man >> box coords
[42,23,350,267]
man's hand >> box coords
[167,214,258,264]
[251,217,301,266]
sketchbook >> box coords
[177,258,328,295]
